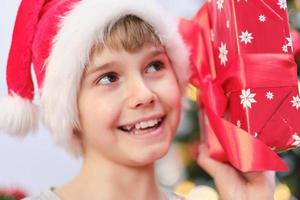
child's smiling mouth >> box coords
[118,115,165,136]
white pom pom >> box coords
[0,94,38,137]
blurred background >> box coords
[0,0,300,199]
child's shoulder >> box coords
[22,190,61,200]
[22,189,185,200]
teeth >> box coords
[124,125,133,131]
[135,123,141,130]
[120,118,162,133]
[140,121,148,129]
[148,120,155,127]
[134,119,160,130]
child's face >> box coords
[77,44,181,166]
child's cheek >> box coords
[95,95,123,126]
[157,74,182,122]
[159,74,181,104]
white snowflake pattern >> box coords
[286,36,293,47]
[259,15,266,22]
[282,44,288,53]
[266,91,274,100]
[239,30,254,45]
[282,36,293,53]
[236,120,241,128]
[218,42,228,66]
[240,89,257,109]
[291,95,300,110]
[217,0,224,10]
[292,133,300,147]
[277,0,287,10]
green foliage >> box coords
[0,196,15,200]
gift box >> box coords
[180,0,300,172]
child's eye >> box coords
[96,72,119,85]
[145,61,164,73]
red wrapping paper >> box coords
[180,0,300,172]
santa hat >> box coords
[0,0,189,156]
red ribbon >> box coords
[178,3,299,171]
[221,54,297,93]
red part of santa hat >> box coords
[1,0,80,137]
[1,0,189,156]
[0,0,47,136]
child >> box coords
[0,0,275,199]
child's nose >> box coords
[127,78,157,109]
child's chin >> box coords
[130,144,170,166]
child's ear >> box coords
[73,128,83,139]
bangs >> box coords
[91,15,162,55]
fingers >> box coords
[197,144,276,200]
[243,171,276,187]
[197,144,275,183]
[242,172,260,181]
[243,171,275,180]
[196,144,231,179]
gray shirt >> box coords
[23,189,185,200]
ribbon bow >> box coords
[179,3,300,172]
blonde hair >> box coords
[91,15,162,56]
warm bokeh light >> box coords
[274,183,292,200]
[186,84,198,102]
[175,181,196,197]
[186,185,219,200]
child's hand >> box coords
[197,144,276,200]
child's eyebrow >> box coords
[150,49,165,57]
[85,62,115,76]
[85,48,166,76]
